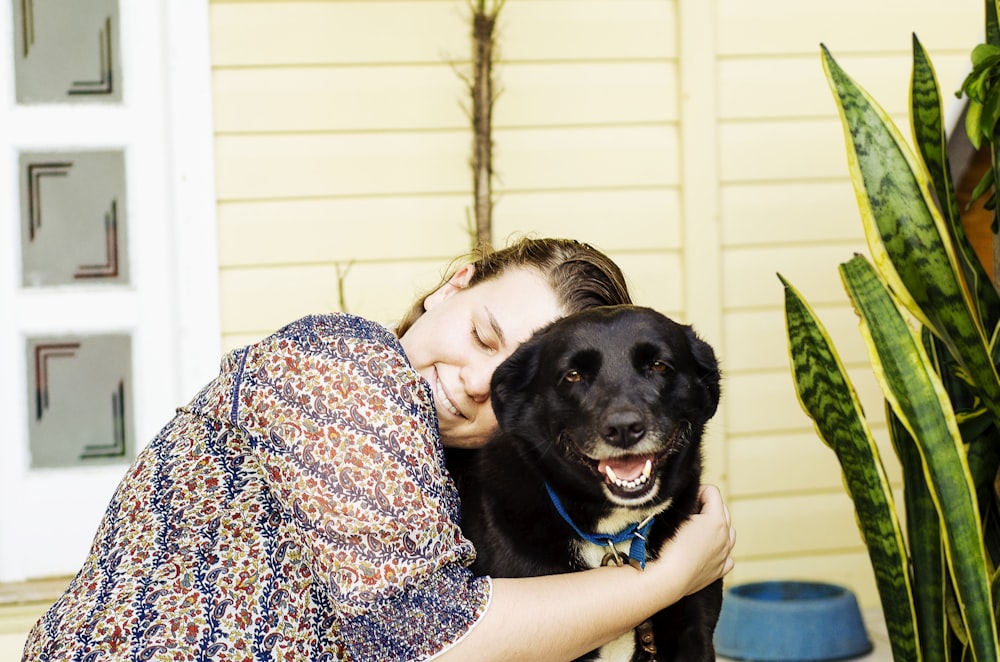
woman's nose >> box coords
[463,358,499,403]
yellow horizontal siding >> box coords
[499,1,677,61]
[210,2,467,66]
[733,491,866,557]
[723,305,870,373]
[723,243,867,309]
[719,53,973,121]
[496,62,678,127]
[217,196,472,267]
[211,1,676,66]
[717,0,981,55]
[721,181,865,247]
[214,132,470,201]
[494,126,679,191]
[212,66,468,133]
[219,258,455,336]
[213,61,677,134]
[492,189,682,252]
[732,550,880,608]
[611,251,684,315]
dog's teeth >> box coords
[605,465,620,483]
[603,461,652,490]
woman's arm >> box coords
[435,485,735,662]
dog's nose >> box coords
[602,411,646,447]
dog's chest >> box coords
[569,505,673,662]
[572,504,670,569]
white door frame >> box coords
[0,0,220,582]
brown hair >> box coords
[395,237,632,337]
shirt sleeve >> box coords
[227,314,491,659]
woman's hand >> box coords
[649,484,736,598]
[435,485,735,661]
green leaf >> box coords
[971,44,1000,67]
[888,406,948,662]
[781,272,919,661]
[988,0,1000,49]
[968,101,986,150]
[970,167,995,205]
[983,85,1000,139]
[910,34,1000,342]
[840,255,998,662]
[822,45,1000,430]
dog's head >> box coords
[491,305,721,508]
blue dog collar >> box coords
[544,482,656,569]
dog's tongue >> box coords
[598,456,650,481]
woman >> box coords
[22,237,735,661]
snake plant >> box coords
[781,3,1000,659]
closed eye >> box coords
[471,324,497,353]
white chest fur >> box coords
[570,500,672,661]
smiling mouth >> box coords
[435,376,464,419]
[595,454,659,496]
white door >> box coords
[0,0,220,581]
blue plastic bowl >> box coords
[714,581,872,661]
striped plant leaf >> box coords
[887,406,948,662]
[822,45,1000,427]
[781,274,919,661]
[910,34,1000,334]
[840,255,998,662]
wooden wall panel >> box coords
[732,550,880,608]
[497,62,678,127]
[217,196,471,267]
[612,252,684,314]
[213,132,470,201]
[722,306,872,373]
[728,432,847,497]
[720,118,876,183]
[732,491,866,557]
[219,259,452,340]
[723,243,866,309]
[493,126,679,191]
[492,189,682,251]
[721,181,865,247]
[717,0,981,56]
[213,60,679,134]
[212,66,468,133]
[719,54,972,122]
[727,429,901,498]
[725,366,887,436]
[500,1,676,60]
[210,2,467,66]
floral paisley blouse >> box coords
[22,314,491,661]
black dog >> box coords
[446,305,723,662]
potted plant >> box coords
[781,1,1000,659]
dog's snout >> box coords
[602,411,646,447]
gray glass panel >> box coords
[19,150,130,287]
[12,0,121,103]
[25,334,135,469]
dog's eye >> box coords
[649,361,670,373]
[563,370,583,383]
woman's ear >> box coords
[423,264,476,311]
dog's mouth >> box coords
[594,453,660,498]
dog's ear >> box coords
[490,334,545,426]
[686,326,722,418]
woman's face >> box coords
[399,266,564,449]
